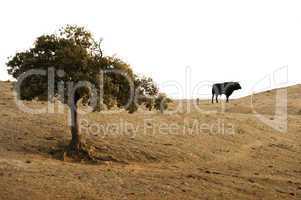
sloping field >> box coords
[0,81,300,199]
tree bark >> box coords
[160,107,164,114]
[69,92,82,152]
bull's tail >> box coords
[211,87,215,104]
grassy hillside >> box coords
[192,84,301,115]
[0,81,300,200]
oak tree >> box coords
[6,25,161,158]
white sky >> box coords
[0,0,300,99]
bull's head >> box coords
[233,82,242,90]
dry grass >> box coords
[0,81,300,199]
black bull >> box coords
[212,82,242,103]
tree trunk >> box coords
[69,92,82,152]
[160,106,164,114]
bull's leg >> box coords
[215,95,218,103]
[226,96,229,103]
[211,94,214,104]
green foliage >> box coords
[154,93,172,113]
[134,76,158,111]
[6,25,169,113]
[135,76,158,97]
[7,25,101,102]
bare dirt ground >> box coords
[0,81,300,200]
